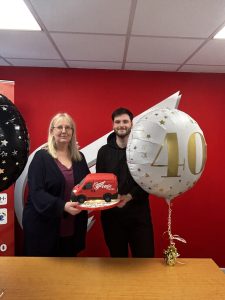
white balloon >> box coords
[127,108,207,201]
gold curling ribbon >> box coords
[163,201,186,266]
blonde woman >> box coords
[23,113,89,256]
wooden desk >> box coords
[0,258,225,299]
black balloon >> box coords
[0,94,29,192]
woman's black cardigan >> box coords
[22,149,90,256]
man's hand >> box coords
[64,201,82,215]
[117,193,132,208]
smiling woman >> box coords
[48,113,78,163]
[22,112,90,257]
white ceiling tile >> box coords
[0,1,225,72]
[187,40,225,65]
[127,37,203,63]
[30,0,131,34]
[67,60,122,69]
[125,62,180,72]
[0,58,10,66]
[51,33,126,61]
[179,64,225,73]
[7,58,66,68]
[0,31,60,59]
[132,0,225,37]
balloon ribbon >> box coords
[163,201,186,266]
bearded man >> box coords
[96,107,154,257]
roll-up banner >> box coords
[0,80,15,256]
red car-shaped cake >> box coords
[71,173,118,204]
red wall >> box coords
[0,66,225,267]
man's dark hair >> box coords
[111,107,134,121]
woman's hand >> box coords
[64,201,82,215]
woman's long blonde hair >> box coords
[46,113,82,161]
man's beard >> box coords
[114,127,131,138]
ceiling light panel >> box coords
[214,26,225,39]
[0,0,41,31]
